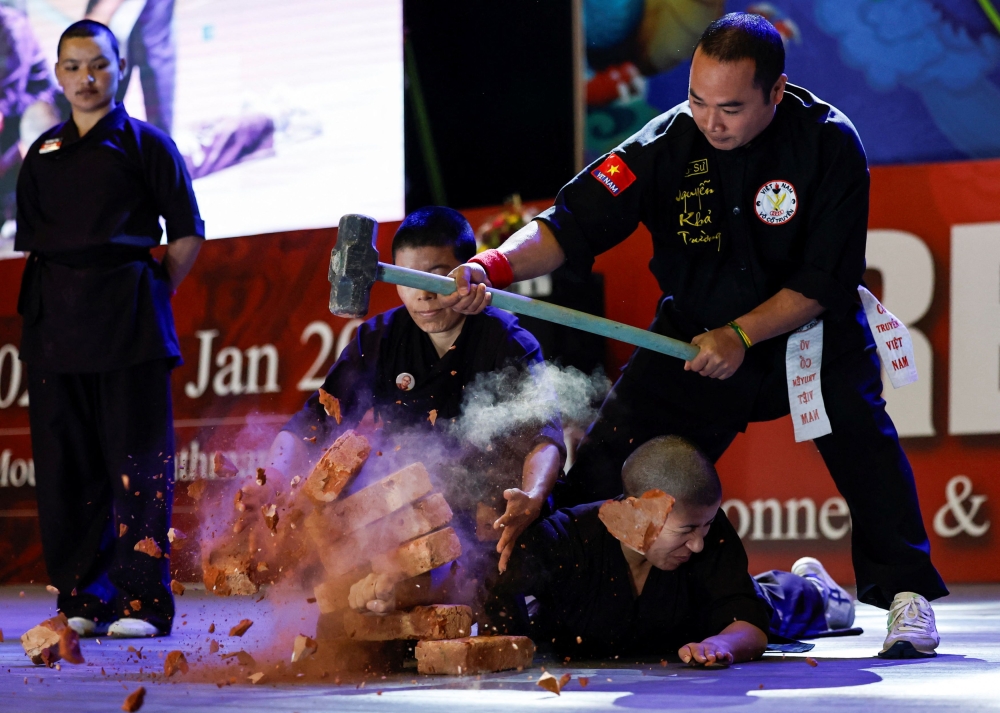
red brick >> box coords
[303,430,371,503]
[415,636,535,675]
[343,605,472,641]
[371,527,462,579]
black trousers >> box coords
[27,359,175,632]
[561,341,948,611]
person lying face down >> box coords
[493,435,770,665]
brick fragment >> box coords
[598,489,674,553]
[21,613,67,665]
[308,462,433,543]
[186,479,207,501]
[134,538,163,558]
[371,527,462,579]
[319,493,453,576]
[122,686,146,712]
[170,580,185,596]
[59,626,84,664]
[214,452,239,478]
[303,430,371,503]
[229,619,253,637]
[291,634,318,663]
[344,605,472,641]
[415,636,534,675]
[318,388,342,424]
[164,650,189,677]
[203,554,258,596]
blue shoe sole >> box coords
[878,641,936,659]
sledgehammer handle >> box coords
[377,263,699,361]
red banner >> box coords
[1,161,997,585]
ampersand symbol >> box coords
[933,475,990,538]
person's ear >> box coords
[771,74,788,106]
[119,57,127,79]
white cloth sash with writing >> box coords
[785,319,832,442]
[858,286,918,388]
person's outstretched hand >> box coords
[678,640,735,667]
[494,488,544,573]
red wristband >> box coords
[468,249,514,290]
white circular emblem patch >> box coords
[754,180,798,225]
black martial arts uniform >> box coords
[16,104,203,632]
[284,304,565,508]
[284,305,564,621]
[537,84,947,609]
[495,502,773,658]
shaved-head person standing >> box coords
[15,20,203,639]
[441,12,947,659]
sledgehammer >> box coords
[328,214,699,360]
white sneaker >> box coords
[107,618,161,638]
[791,556,856,631]
[67,617,109,637]
[879,591,939,658]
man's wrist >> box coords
[468,249,514,289]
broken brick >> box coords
[121,686,145,712]
[598,489,675,554]
[415,636,534,675]
[58,627,84,665]
[170,580,185,596]
[291,634,318,663]
[229,619,253,637]
[318,388,342,424]
[318,493,453,577]
[164,651,189,677]
[371,527,462,579]
[343,605,472,642]
[309,463,433,544]
[134,538,162,558]
[303,430,371,503]
[537,671,560,695]
[186,479,208,501]
[20,613,67,665]
[214,452,240,478]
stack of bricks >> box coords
[304,444,534,675]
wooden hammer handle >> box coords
[377,263,699,361]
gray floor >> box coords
[1,584,999,712]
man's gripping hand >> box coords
[438,263,493,314]
[348,572,402,614]
[678,640,735,667]
[685,326,746,380]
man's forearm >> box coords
[266,430,307,479]
[497,221,566,282]
[521,442,563,500]
[735,288,824,346]
[163,236,203,291]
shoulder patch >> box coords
[590,154,637,196]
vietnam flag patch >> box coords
[591,153,637,196]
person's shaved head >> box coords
[621,436,721,507]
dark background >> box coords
[403,0,577,212]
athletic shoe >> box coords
[67,617,109,637]
[107,618,161,638]
[791,556,856,631]
[879,591,938,659]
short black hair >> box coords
[621,436,722,507]
[391,206,476,263]
[696,12,784,103]
[57,20,120,61]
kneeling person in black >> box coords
[266,207,565,585]
[495,436,854,664]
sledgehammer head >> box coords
[329,214,379,318]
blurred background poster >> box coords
[582,0,1000,166]
[0,0,404,247]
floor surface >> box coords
[1,583,999,711]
